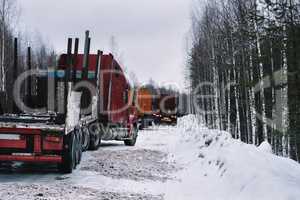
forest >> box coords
[0,0,56,114]
[187,0,300,162]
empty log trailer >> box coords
[0,31,138,173]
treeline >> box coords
[188,0,300,162]
[0,0,56,114]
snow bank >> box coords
[167,115,300,200]
[177,114,204,130]
[258,141,273,154]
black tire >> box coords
[89,132,101,150]
[139,124,144,130]
[124,126,138,146]
[75,129,83,165]
[59,133,76,174]
[81,127,90,152]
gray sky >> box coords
[18,0,191,90]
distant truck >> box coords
[0,31,138,173]
[134,88,178,128]
[136,89,178,126]
[152,94,178,125]
[136,88,153,129]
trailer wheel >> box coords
[75,129,83,165]
[124,126,138,146]
[81,127,90,151]
[89,131,101,150]
[139,124,144,130]
[59,133,76,174]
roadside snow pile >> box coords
[168,115,300,200]
[176,114,204,131]
[258,141,273,154]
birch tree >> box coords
[0,0,17,92]
[188,0,300,162]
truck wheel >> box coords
[124,127,138,146]
[59,133,76,174]
[81,127,90,151]
[89,132,101,150]
[139,124,144,130]
[75,129,83,165]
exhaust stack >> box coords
[83,30,90,80]
[13,38,19,114]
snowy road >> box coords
[0,127,180,200]
[1,116,300,200]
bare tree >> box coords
[0,0,18,92]
[109,35,124,66]
[187,0,300,162]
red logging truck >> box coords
[0,31,138,173]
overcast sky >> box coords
[18,0,191,90]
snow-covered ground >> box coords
[0,115,300,200]
[166,115,300,200]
